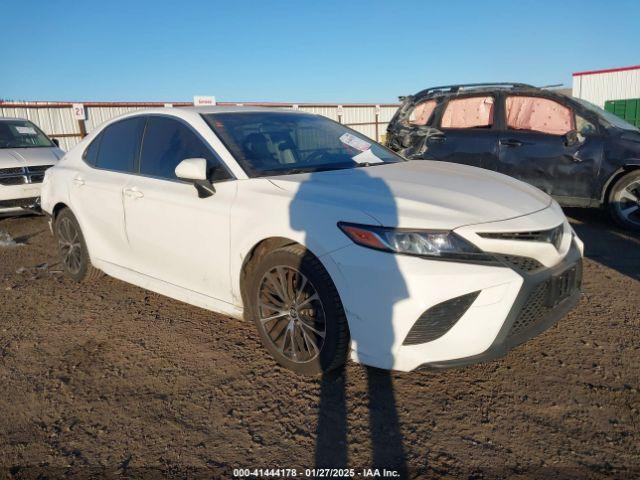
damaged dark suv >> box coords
[386,83,640,230]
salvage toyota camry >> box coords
[41,106,584,375]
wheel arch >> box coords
[239,236,307,309]
[52,202,70,220]
[601,161,640,204]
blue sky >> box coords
[1,0,638,103]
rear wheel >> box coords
[54,208,103,282]
[245,244,350,376]
[608,171,640,231]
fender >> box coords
[600,159,640,203]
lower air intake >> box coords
[403,291,480,345]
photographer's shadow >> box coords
[289,168,409,475]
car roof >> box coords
[171,105,308,114]
[411,84,570,102]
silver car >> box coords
[0,117,64,214]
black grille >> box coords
[508,281,551,338]
[507,260,582,339]
[479,224,564,250]
[0,164,52,185]
[29,174,45,183]
[0,197,39,209]
[403,291,480,345]
[495,254,545,272]
[0,167,25,175]
[0,176,26,186]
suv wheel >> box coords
[609,170,640,231]
[245,244,350,376]
[54,208,103,282]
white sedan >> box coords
[41,106,584,375]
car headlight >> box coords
[338,222,493,262]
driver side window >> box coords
[140,116,230,182]
[576,114,596,136]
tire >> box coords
[244,244,350,376]
[608,170,640,231]
[54,208,103,282]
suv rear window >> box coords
[506,96,574,135]
[441,96,494,129]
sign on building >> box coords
[193,96,216,106]
[72,103,86,121]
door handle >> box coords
[123,187,144,199]
[499,139,523,147]
[72,177,85,186]
[427,134,446,144]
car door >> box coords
[496,94,603,203]
[69,117,145,265]
[423,94,499,168]
[122,115,237,303]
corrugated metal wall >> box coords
[0,101,399,152]
[572,67,640,107]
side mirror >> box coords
[564,130,583,147]
[51,138,60,147]
[175,158,215,198]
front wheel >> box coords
[245,244,350,376]
[54,208,103,282]
[608,171,640,231]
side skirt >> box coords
[553,195,601,208]
[93,259,244,320]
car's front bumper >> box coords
[418,244,582,369]
[324,209,583,372]
[0,183,43,211]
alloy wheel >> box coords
[614,179,640,226]
[257,266,326,363]
[57,217,83,275]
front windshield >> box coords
[204,112,404,177]
[573,98,640,132]
[0,120,54,149]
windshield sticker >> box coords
[339,133,371,152]
[15,126,37,135]
[353,148,384,164]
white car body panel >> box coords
[121,174,237,303]
[269,160,552,230]
[41,106,583,372]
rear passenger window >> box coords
[441,96,494,129]
[83,133,101,166]
[506,96,574,135]
[96,117,145,172]
[140,116,228,181]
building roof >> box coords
[573,65,640,77]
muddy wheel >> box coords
[608,170,640,231]
[245,244,350,376]
[54,208,103,282]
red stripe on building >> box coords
[573,65,640,77]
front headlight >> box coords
[338,222,494,262]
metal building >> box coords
[572,65,640,107]
[0,101,399,151]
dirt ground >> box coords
[0,208,638,479]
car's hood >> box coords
[0,147,63,168]
[269,160,552,230]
